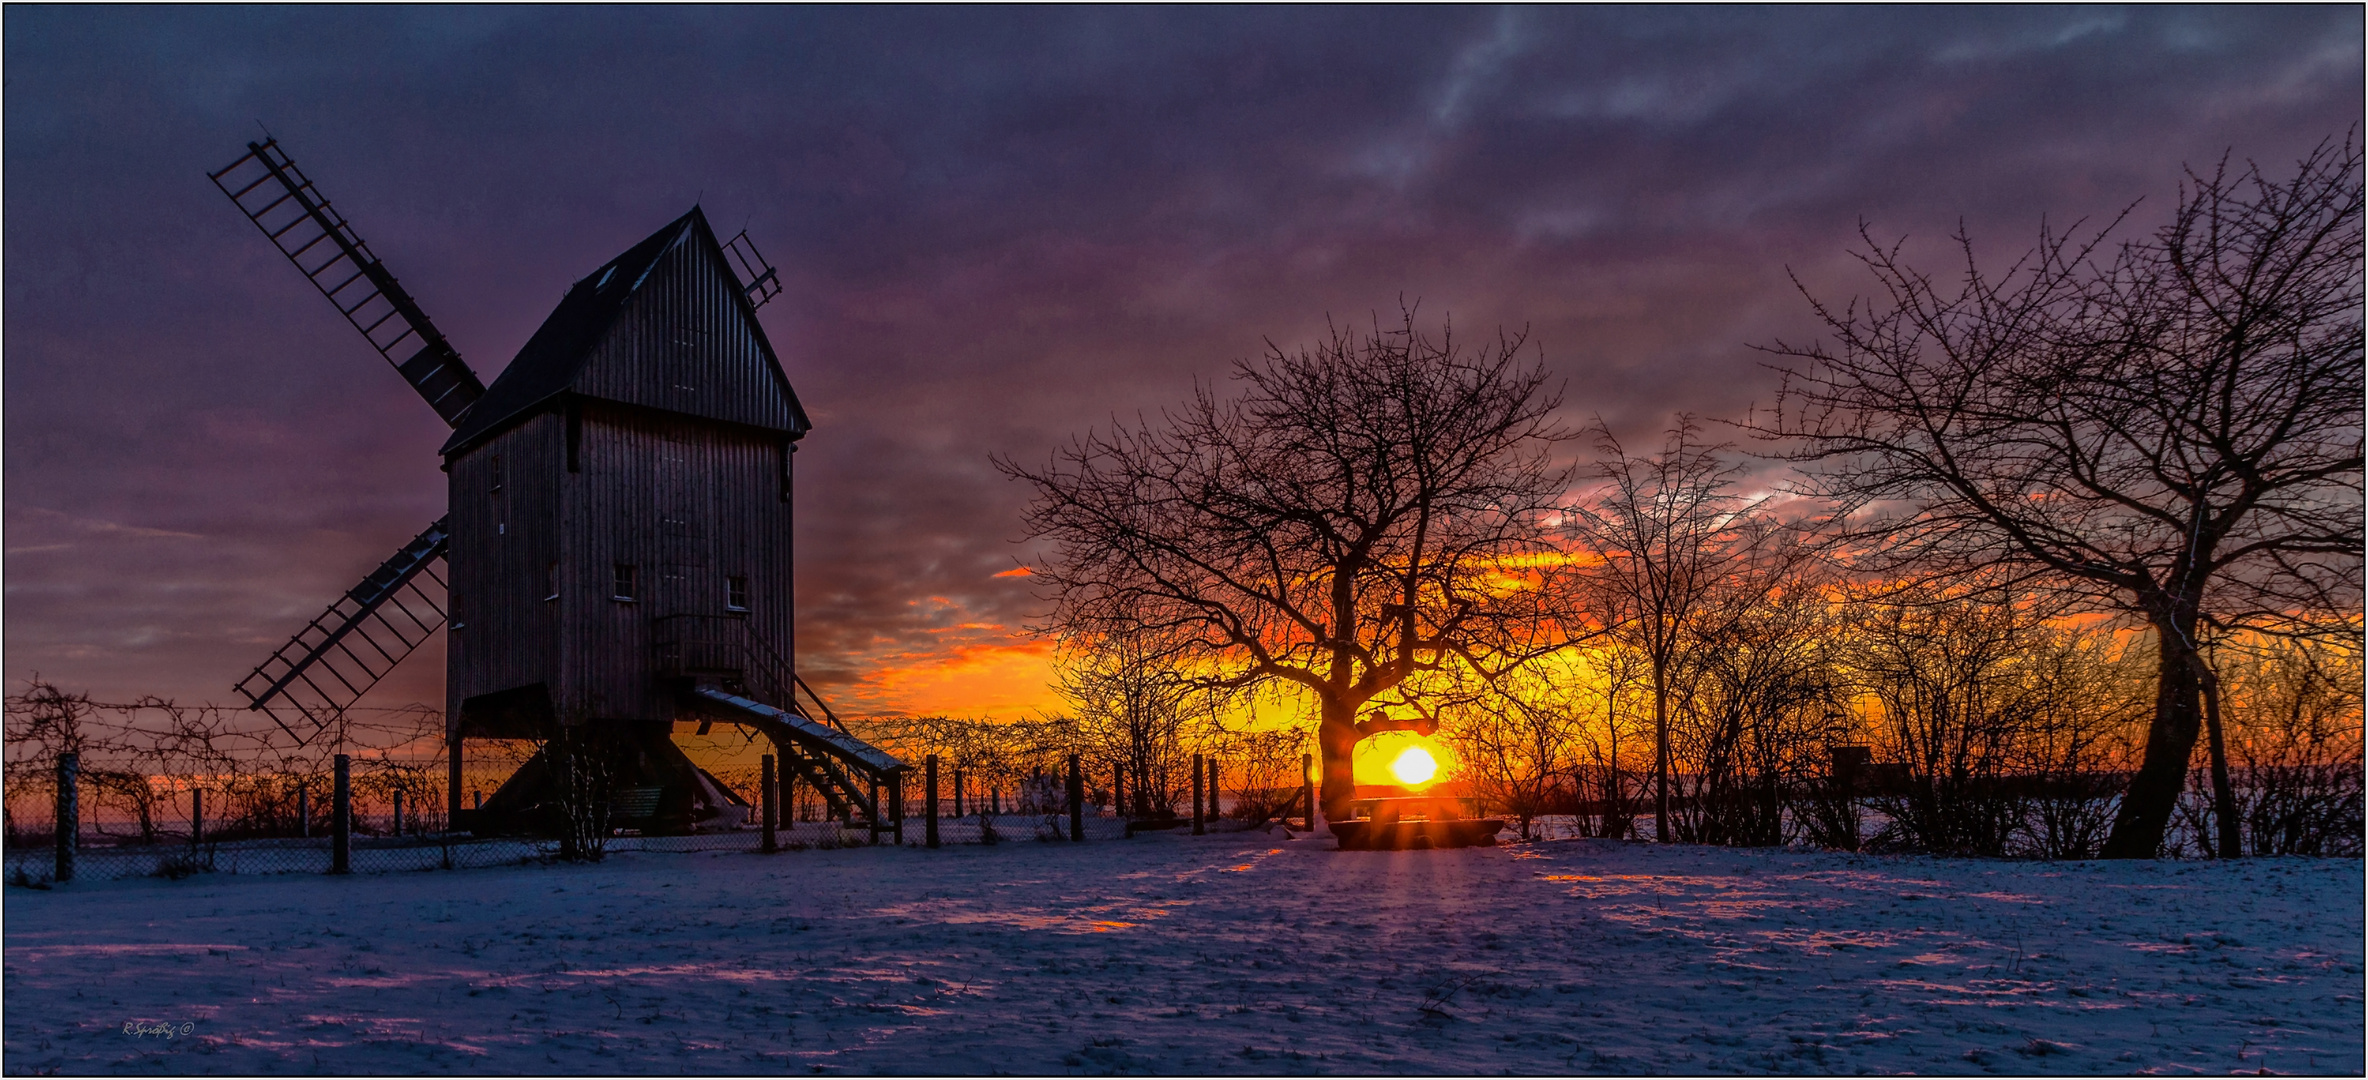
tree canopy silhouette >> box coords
[1757,138,2364,857]
[1000,310,1582,821]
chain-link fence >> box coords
[3,750,1172,886]
[2,683,1311,887]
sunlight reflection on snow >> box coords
[864,897,1187,934]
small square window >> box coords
[726,575,748,612]
[612,563,637,602]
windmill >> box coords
[210,138,904,838]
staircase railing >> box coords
[650,615,850,734]
[652,614,895,835]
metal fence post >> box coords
[1067,754,1084,841]
[1302,752,1316,831]
[889,773,904,846]
[54,752,77,884]
[1192,754,1205,835]
[298,785,310,838]
[925,755,940,849]
[761,754,778,854]
[192,788,205,851]
[953,768,964,817]
[393,789,404,837]
[331,754,351,874]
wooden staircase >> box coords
[655,615,907,840]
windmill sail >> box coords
[210,139,485,427]
[722,229,783,310]
[233,518,451,743]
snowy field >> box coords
[4,831,2360,1075]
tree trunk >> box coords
[1603,695,1624,839]
[2198,661,2242,859]
[1317,696,1362,825]
[1652,666,1670,843]
[2100,617,2206,858]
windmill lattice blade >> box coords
[210,139,486,428]
[235,518,451,743]
[723,230,783,311]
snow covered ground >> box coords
[5,831,2360,1074]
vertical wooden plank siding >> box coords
[449,404,795,726]
[565,404,794,721]
[572,227,801,435]
[445,209,802,734]
[445,411,562,723]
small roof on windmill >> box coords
[440,207,811,458]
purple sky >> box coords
[5,7,2359,720]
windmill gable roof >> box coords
[440,208,810,458]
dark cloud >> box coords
[5,7,2358,715]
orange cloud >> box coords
[850,638,1060,718]
[992,566,1034,578]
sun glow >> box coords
[1389,745,1438,786]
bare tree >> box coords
[1846,586,2064,856]
[1002,309,1581,822]
[858,713,1079,812]
[1054,625,1199,818]
[2178,635,2365,856]
[4,680,456,845]
[2011,626,2147,860]
[1662,532,1845,846]
[1568,415,1765,840]
[1203,726,1312,824]
[1757,139,2364,857]
[1570,643,1650,839]
[1441,661,1581,841]
[545,723,613,862]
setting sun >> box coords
[1389,745,1438,786]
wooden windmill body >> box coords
[211,140,902,838]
